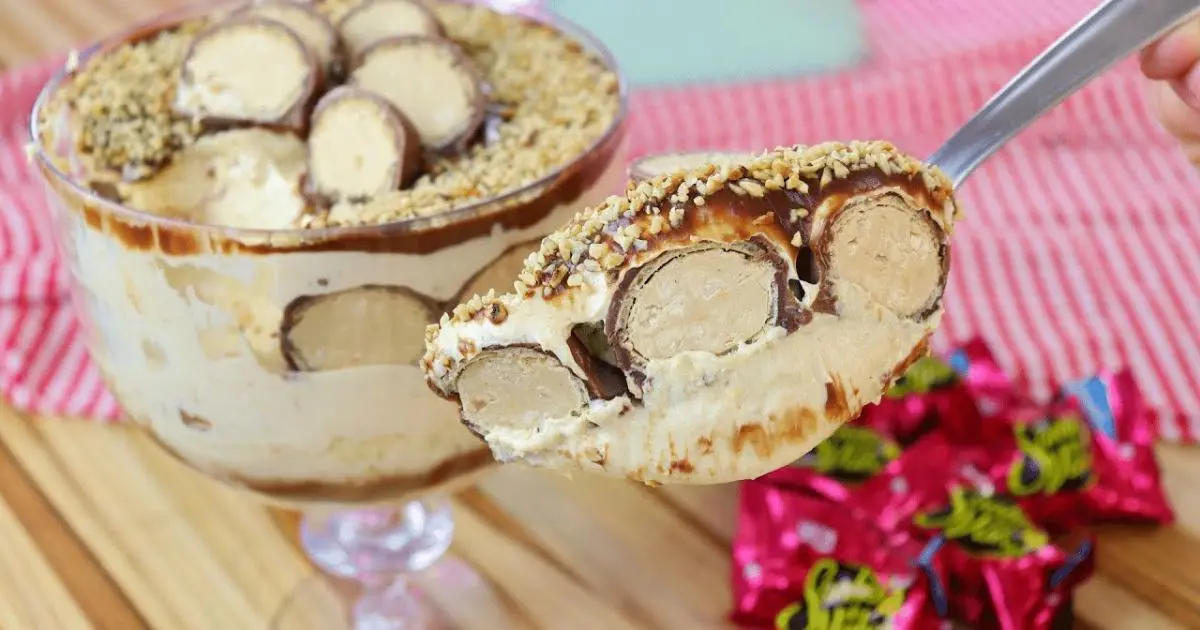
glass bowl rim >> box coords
[26,0,631,242]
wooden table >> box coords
[3,2,1200,628]
[0,401,752,630]
[3,401,1200,630]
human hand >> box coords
[1141,19,1200,162]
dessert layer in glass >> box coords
[32,0,628,506]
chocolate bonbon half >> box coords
[350,35,485,152]
[234,1,341,77]
[422,142,962,484]
[175,17,322,133]
[306,86,424,204]
[336,0,445,58]
[281,285,439,372]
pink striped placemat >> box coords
[2,0,1199,441]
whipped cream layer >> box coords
[432,281,930,481]
[423,142,959,485]
[50,150,626,506]
[34,0,628,506]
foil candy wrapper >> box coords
[856,435,1094,630]
[946,370,1174,532]
[731,482,949,629]
[734,339,1170,629]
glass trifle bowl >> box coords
[29,0,628,626]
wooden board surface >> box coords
[4,401,1200,630]
[3,1,1200,628]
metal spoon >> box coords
[929,0,1200,188]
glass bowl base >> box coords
[271,556,513,630]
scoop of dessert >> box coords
[422,141,961,485]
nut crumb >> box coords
[39,20,209,180]
[668,206,685,228]
[738,179,766,198]
[37,2,621,229]
[432,140,956,330]
[752,212,774,226]
[485,302,508,324]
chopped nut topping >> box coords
[738,179,766,197]
[668,206,686,228]
[427,141,955,326]
[485,302,508,324]
[39,21,210,180]
[37,1,621,226]
[328,1,621,226]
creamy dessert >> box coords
[423,142,961,485]
[32,0,626,506]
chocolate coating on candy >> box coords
[606,235,804,384]
[350,36,486,152]
[337,0,444,58]
[306,86,424,204]
[811,190,949,319]
[281,284,439,372]
[452,341,626,445]
[175,17,322,133]
[454,345,588,439]
[421,141,961,485]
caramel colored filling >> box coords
[623,246,776,360]
[826,195,942,317]
[458,348,587,433]
[309,98,407,199]
[353,42,478,149]
[285,286,435,371]
[177,22,310,121]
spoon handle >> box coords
[929,0,1200,188]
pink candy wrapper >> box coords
[856,435,1094,630]
[731,482,948,629]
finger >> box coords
[1148,79,1200,142]
[1140,19,1200,80]
[1174,60,1200,111]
